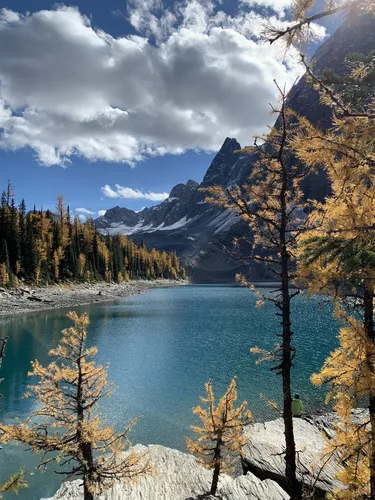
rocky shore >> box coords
[0,280,186,318]
[44,411,368,500]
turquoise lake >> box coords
[0,285,338,499]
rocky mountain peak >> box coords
[170,180,198,199]
[201,137,243,188]
[186,179,199,189]
[169,184,187,198]
[100,206,140,226]
[219,137,241,155]
[312,10,375,76]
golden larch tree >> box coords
[205,86,311,499]
[186,378,253,496]
[297,172,375,499]
[266,1,375,497]
[2,312,150,500]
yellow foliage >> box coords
[186,378,253,475]
[78,252,86,278]
[35,266,41,286]
[250,346,278,365]
[2,312,150,497]
[311,314,374,498]
[291,58,375,499]
[266,4,375,496]
[53,246,64,280]
[0,470,27,499]
[0,264,9,286]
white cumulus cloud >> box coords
[97,210,107,217]
[75,207,96,215]
[102,184,169,201]
[0,3,326,167]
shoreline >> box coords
[0,280,187,319]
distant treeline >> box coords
[0,185,186,286]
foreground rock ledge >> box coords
[42,444,289,500]
[242,410,367,497]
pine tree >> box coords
[8,198,20,275]
[18,199,27,273]
[0,239,10,286]
[186,378,252,496]
[0,239,10,272]
[297,173,375,499]
[2,312,150,500]
[24,214,38,281]
[5,180,14,208]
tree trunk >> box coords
[279,145,300,499]
[210,434,222,496]
[83,478,94,500]
[364,285,375,500]
[210,462,220,496]
[280,249,300,499]
[76,336,96,500]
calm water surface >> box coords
[0,285,338,499]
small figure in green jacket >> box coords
[292,394,303,418]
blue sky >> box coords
[0,0,337,216]
[0,147,214,213]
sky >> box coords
[0,0,339,217]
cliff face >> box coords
[96,12,375,283]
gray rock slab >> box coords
[242,417,343,494]
[42,444,288,500]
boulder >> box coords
[242,417,343,496]
[220,473,288,500]
[304,408,368,440]
[42,444,288,500]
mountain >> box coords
[96,11,375,283]
[96,139,259,283]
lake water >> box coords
[0,285,338,499]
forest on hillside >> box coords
[0,186,186,286]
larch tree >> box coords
[267,0,375,497]
[294,110,375,498]
[2,312,150,500]
[205,86,311,499]
[186,378,253,497]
